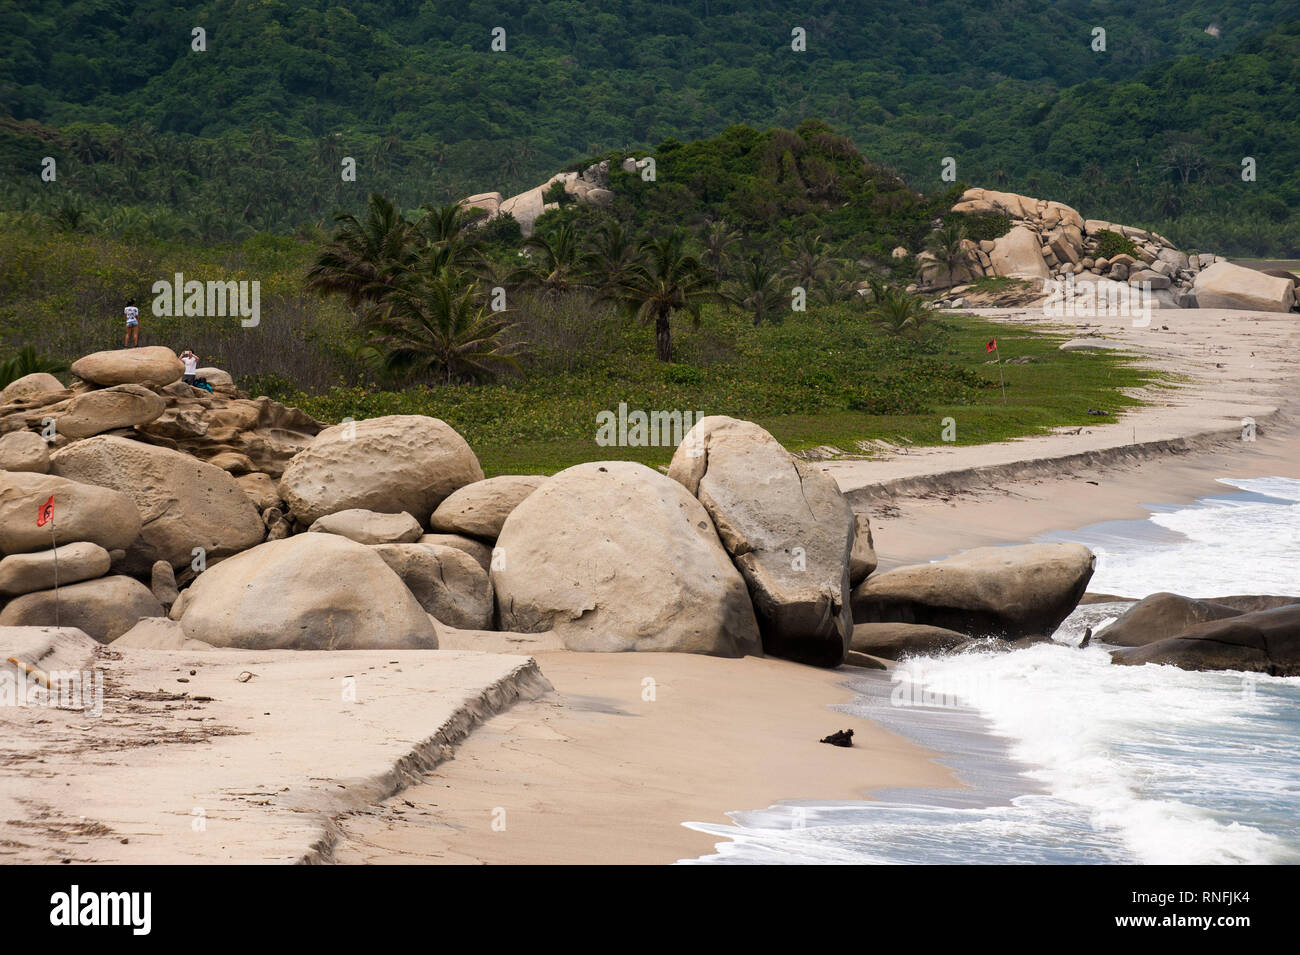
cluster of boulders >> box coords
[2,348,1290,676]
[460,157,646,236]
[0,352,1106,669]
[917,187,1298,312]
[1103,592,1300,675]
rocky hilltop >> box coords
[926,187,1298,312]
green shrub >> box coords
[948,211,1012,242]
[1093,229,1139,259]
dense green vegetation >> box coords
[0,204,1152,475]
[1,4,1297,253]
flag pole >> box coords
[996,345,1006,404]
[50,511,59,629]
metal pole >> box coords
[50,514,59,629]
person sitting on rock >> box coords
[124,299,140,347]
[179,349,199,385]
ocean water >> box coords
[682,476,1300,864]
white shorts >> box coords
[126,318,139,327]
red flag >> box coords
[985,338,998,354]
[36,495,54,527]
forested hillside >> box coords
[1,2,1297,253]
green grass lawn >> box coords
[281,306,1155,476]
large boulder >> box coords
[0,430,49,473]
[277,414,483,527]
[988,225,1050,281]
[70,346,185,388]
[1111,604,1300,675]
[371,542,493,629]
[852,543,1095,639]
[174,534,438,650]
[428,474,547,541]
[55,384,167,439]
[0,575,164,643]
[850,622,971,659]
[0,541,111,597]
[1203,594,1300,613]
[492,461,761,656]
[1193,261,1296,312]
[668,416,853,667]
[0,471,141,555]
[309,508,423,545]
[1097,592,1243,647]
[49,435,264,572]
[418,533,493,573]
[0,372,64,404]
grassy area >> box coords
[0,225,1154,477]
[279,307,1153,476]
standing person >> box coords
[124,299,140,347]
[179,349,199,385]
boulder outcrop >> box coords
[668,416,853,667]
[851,543,1095,639]
[278,414,483,527]
[492,461,761,656]
[174,534,438,650]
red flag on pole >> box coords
[985,338,998,354]
[36,495,54,527]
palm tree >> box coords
[305,193,414,309]
[511,223,590,297]
[358,272,522,384]
[865,278,930,336]
[785,232,832,289]
[699,220,740,284]
[0,347,66,390]
[610,230,724,361]
[583,220,642,293]
[924,221,971,289]
[727,253,786,326]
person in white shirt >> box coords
[124,299,140,347]
[179,349,199,385]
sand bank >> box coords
[329,651,954,864]
[0,637,545,863]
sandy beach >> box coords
[326,302,1300,865]
[4,302,1297,865]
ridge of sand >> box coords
[821,305,1298,494]
[0,641,548,864]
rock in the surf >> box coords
[851,542,1095,639]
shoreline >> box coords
[331,302,1300,865]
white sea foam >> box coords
[684,477,1300,865]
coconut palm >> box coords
[699,220,740,284]
[609,230,724,361]
[785,232,832,290]
[305,193,414,309]
[865,278,930,336]
[357,272,523,384]
[727,253,786,326]
[0,347,67,390]
[924,221,971,289]
[584,220,643,293]
[511,223,590,297]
